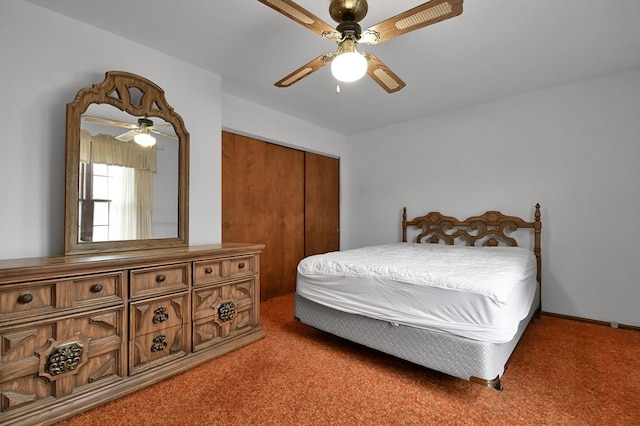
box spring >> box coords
[294,286,539,388]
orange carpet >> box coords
[57,293,639,425]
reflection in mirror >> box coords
[79,105,179,243]
[65,71,189,255]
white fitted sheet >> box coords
[296,243,537,343]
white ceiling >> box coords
[25,0,640,135]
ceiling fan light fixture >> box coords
[330,39,368,82]
[259,0,463,93]
[133,117,156,147]
[134,130,156,147]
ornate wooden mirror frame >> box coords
[64,71,189,255]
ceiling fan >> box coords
[82,115,177,146]
[257,0,463,93]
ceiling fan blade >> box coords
[257,0,336,38]
[150,128,178,140]
[82,115,138,129]
[362,0,463,45]
[115,129,138,142]
[365,53,406,93]
[275,53,335,88]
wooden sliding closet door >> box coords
[304,152,340,256]
[222,132,304,301]
[222,132,267,247]
[262,142,305,300]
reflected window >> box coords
[79,163,135,241]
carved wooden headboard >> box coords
[402,204,542,285]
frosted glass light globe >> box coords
[331,51,368,83]
[134,132,156,147]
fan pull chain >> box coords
[336,81,341,94]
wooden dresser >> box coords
[0,243,264,426]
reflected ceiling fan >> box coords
[82,115,177,147]
[257,0,463,93]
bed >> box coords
[295,204,541,390]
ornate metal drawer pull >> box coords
[204,266,213,274]
[218,301,236,322]
[238,262,245,269]
[46,342,83,375]
[151,335,167,352]
[156,274,166,283]
[152,306,169,324]
[90,284,103,293]
[18,294,33,304]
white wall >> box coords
[0,1,344,259]
[344,67,640,327]
[222,92,347,158]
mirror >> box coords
[64,71,189,254]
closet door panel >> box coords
[222,132,267,245]
[222,132,305,301]
[305,153,340,256]
[263,145,304,300]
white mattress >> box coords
[296,243,537,343]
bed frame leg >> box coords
[493,378,503,391]
[470,375,503,391]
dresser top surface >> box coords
[0,243,264,283]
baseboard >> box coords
[541,311,640,332]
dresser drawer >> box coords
[1,272,124,323]
[193,255,256,286]
[193,259,223,284]
[192,278,256,321]
[0,283,54,317]
[228,255,255,278]
[71,272,124,307]
[192,278,257,352]
[130,323,188,374]
[192,308,255,352]
[130,293,189,338]
[129,264,189,299]
[0,306,125,413]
